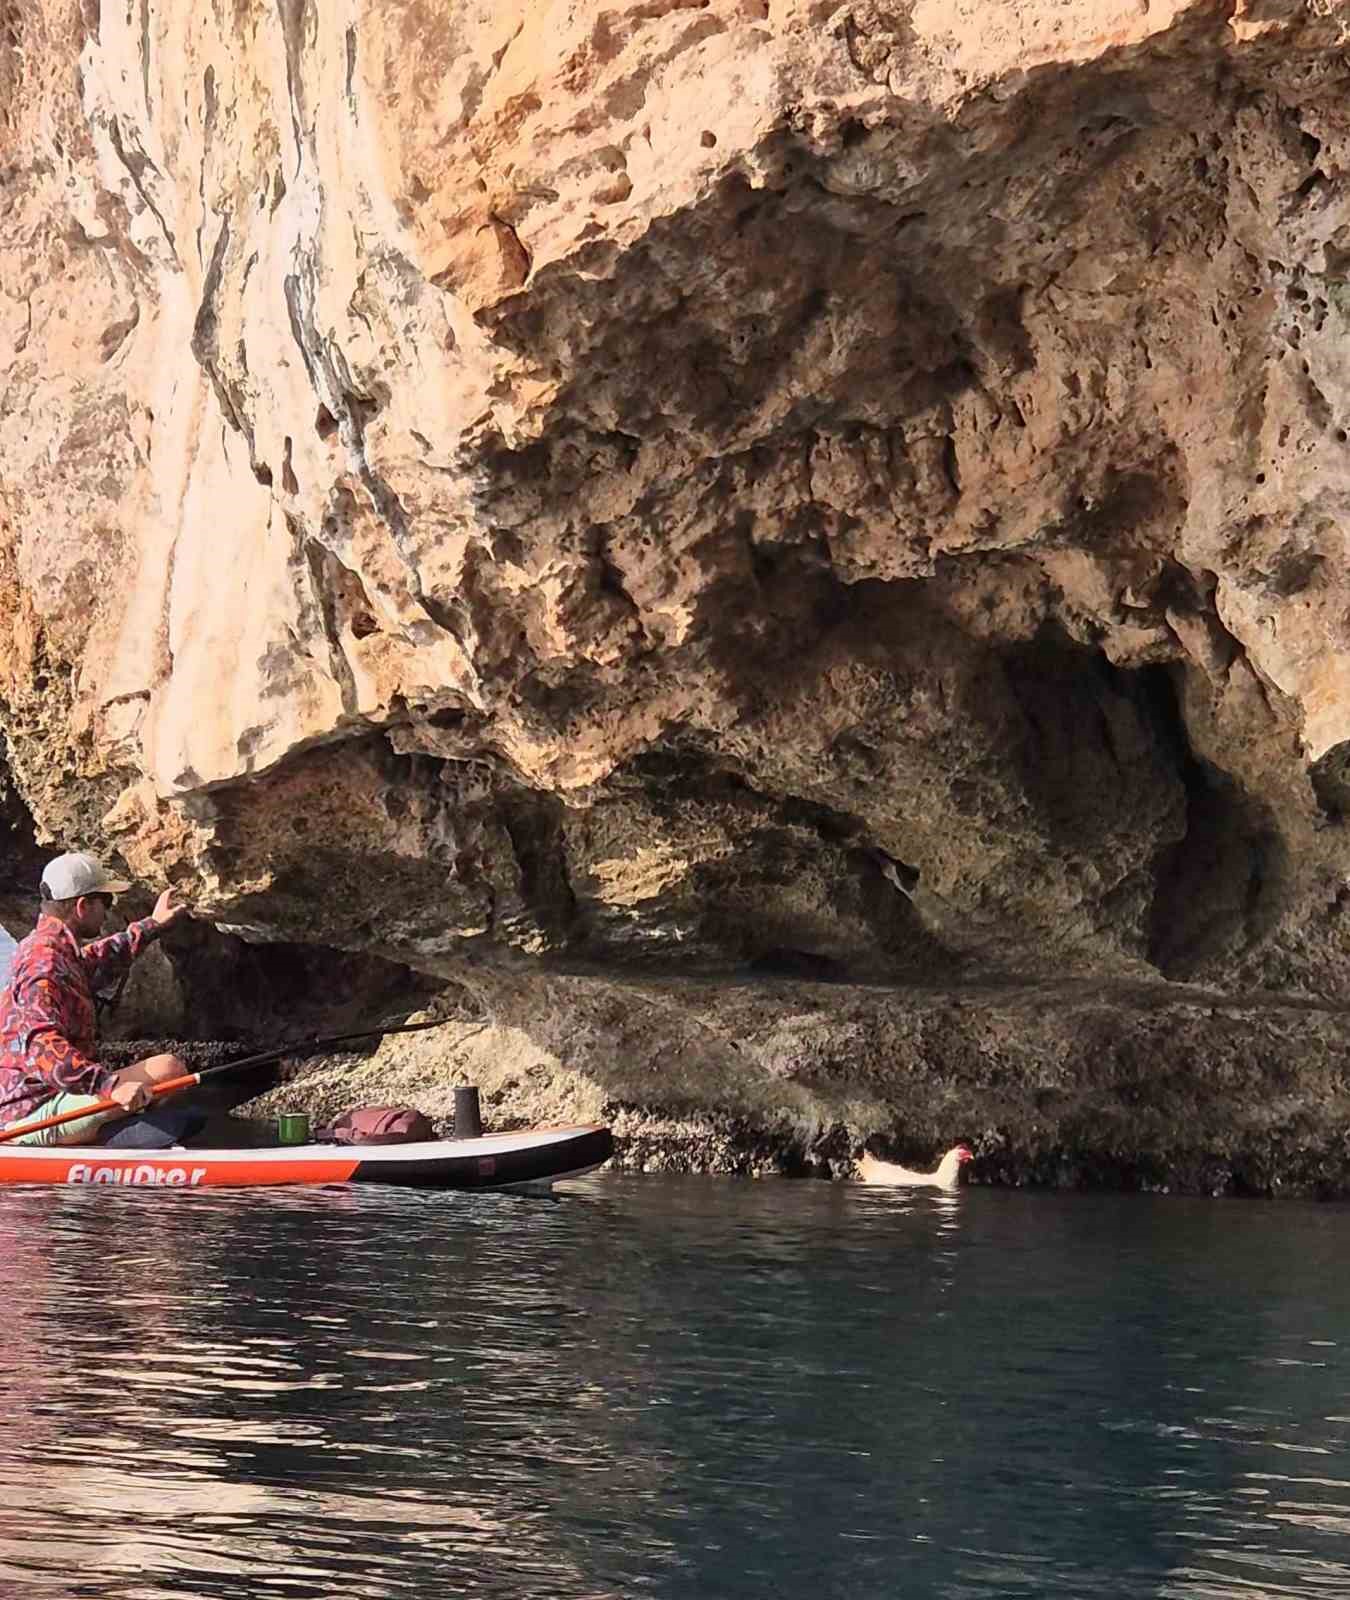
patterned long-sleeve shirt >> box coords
[0,914,159,1127]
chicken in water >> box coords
[856,1145,973,1189]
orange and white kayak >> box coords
[0,1124,613,1191]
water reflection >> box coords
[0,1181,1348,1597]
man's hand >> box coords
[109,1080,152,1112]
[151,887,191,929]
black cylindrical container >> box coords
[454,1085,483,1138]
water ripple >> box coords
[2,1182,1350,1596]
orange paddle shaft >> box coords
[0,1070,202,1145]
[0,1014,457,1146]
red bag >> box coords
[319,1106,436,1146]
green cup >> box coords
[277,1112,310,1146]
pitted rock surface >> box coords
[9,2,1350,1178]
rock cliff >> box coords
[8,0,1350,1183]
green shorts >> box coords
[7,1093,121,1147]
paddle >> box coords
[0,1015,461,1146]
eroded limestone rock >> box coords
[6,0,1350,1017]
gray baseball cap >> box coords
[40,852,132,900]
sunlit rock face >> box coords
[6,0,1350,1001]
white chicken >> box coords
[856,1144,973,1189]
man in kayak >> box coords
[0,852,199,1148]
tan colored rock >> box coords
[7,0,1350,1001]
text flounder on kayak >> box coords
[66,1164,208,1186]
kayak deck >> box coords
[0,1124,614,1190]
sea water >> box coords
[2,1176,1349,1598]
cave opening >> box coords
[990,632,1280,980]
[152,921,444,1044]
[1134,662,1278,977]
